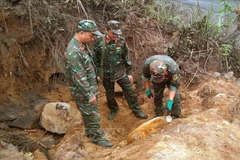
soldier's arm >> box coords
[93,40,101,73]
[122,42,132,75]
[169,68,181,91]
[67,52,95,100]
[142,61,151,82]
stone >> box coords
[7,100,47,129]
[39,102,82,134]
[212,72,221,78]
[224,71,234,80]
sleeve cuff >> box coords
[86,93,94,100]
[142,75,150,82]
[126,69,132,75]
[169,85,178,91]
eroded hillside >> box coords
[1,1,240,160]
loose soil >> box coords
[1,1,240,160]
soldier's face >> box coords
[81,32,96,44]
[152,75,165,83]
[106,30,118,40]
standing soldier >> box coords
[142,55,181,119]
[64,20,113,147]
[93,20,148,120]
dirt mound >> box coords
[1,1,240,160]
[39,74,240,160]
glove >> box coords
[145,89,153,99]
[166,99,173,111]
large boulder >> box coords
[39,102,82,134]
[6,100,47,129]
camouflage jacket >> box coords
[93,34,132,82]
[142,55,181,91]
[64,37,99,101]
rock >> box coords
[212,72,221,78]
[0,111,17,121]
[236,78,240,88]
[118,140,128,147]
[0,122,9,129]
[189,90,198,99]
[39,135,56,149]
[48,131,87,160]
[39,102,82,134]
[0,141,27,160]
[224,71,234,80]
[32,150,48,160]
[8,100,47,129]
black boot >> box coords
[93,139,113,147]
[86,129,105,138]
[171,105,181,118]
[155,108,164,117]
[108,109,119,120]
[171,115,181,120]
[133,110,148,119]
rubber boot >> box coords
[171,115,181,120]
[93,139,113,147]
[155,107,164,117]
[108,109,119,120]
[171,105,181,119]
[86,129,105,138]
[133,110,148,119]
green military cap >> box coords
[106,20,122,35]
[150,60,167,82]
[76,20,102,36]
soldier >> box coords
[142,55,181,119]
[64,20,113,147]
[93,20,148,120]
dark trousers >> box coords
[75,99,103,142]
[152,81,181,116]
[103,75,141,112]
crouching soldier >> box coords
[142,55,181,119]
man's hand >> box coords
[89,95,97,104]
[145,89,153,99]
[97,76,101,82]
[166,99,173,111]
[128,75,134,84]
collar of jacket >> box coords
[73,37,86,51]
[106,35,118,44]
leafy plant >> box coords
[220,43,233,71]
[218,0,234,28]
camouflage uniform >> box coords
[64,20,107,144]
[142,55,181,117]
[93,20,147,120]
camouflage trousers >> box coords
[152,81,181,117]
[75,98,103,142]
[103,75,141,112]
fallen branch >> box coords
[76,0,88,19]
[184,62,199,90]
[28,0,33,34]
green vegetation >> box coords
[220,44,233,71]
[21,0,239,76]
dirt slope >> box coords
[42,75,240,160]
[1,1,240,160]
